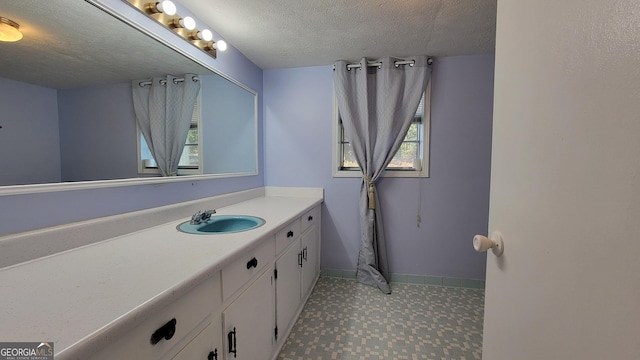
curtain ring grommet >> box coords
[159,79,167,86]
[192,75,199,82]
[378,62,382,69]
[138,81,146,87]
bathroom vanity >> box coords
[0,187,323,360]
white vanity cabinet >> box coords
[0,192,324,360]
[89,274,221,360]
[274,206,321,346]
[222,269,275,360]
[171,321,222,360]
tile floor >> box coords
[278,276,484,360]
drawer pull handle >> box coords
[308,215,313,222]
[287,230,294,238]
[246,257,258,269]
[303,246,308,262]
[150,318,177,345]
[298,251,303,267]
[208,349,218,360]
[228,327,237,358]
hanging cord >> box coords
[363,175,376,209]
[416,178,422,227]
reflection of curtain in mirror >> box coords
[132,74,201,176]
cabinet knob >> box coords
[246,257,258,269]
[150,318,177,345]
[287,230,294,238]
[308,215,313,222]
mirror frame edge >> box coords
[0,0,260,197]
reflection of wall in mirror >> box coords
[0,77,61,186]
[0,74,257,185]
[202,74,257,175]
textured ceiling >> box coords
[0,0,212,89]
[180,0,497,69]
[0,0,496,89]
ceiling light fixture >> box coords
[0,17,23,42]
[124,0,227,59]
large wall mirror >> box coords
[0,0,258,191]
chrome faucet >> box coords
[190,209,216,225]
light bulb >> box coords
[156,1,176,16]
[196,29,213,41]
[216,40,227,52]
[180,16,196,30]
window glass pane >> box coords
[185,127,198,145]
[387,141,419,168]
[179,144,199,167]
[341,143,358,168]
[404,123,419,141]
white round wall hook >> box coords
[473,231,504,257]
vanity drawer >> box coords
[300,206,320,233]
[222,236,275,302]
[90,276,217,360]
[275,219,301,255]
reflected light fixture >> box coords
[0,17,23,42]
[124,0,227,59]
[146,1,177,16]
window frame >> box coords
[137,91,203,176]
[332,81,431,178]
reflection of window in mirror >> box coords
[137,92,203,175]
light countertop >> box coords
[0,193,322,359]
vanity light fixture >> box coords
[172,16,196,30]
[215,39,227,52]
[124,0,226,59]
[145,1,177,16]
[191,29,213,42]
[0,17,23,42]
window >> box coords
[137,93,203,175]
[333,81,430,178]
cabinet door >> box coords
[301,225,320,298]
[223,269,274,360]
[172,321,222,360]
[275,240,302,337]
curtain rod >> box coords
[138,75,200,87]
[334,57,433,71]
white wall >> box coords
[483,0,640,358]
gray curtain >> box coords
[132,74,201,176]
[333,56,432,294]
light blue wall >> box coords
[263,55,494,280]
[0,0,264,236]
[58,83,139,181]
[0,77,61,185]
